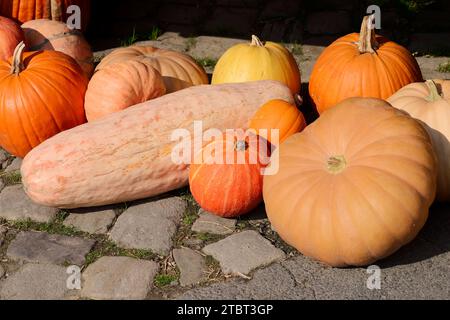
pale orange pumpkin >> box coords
[85,60,166,122]
[309,15,423,114]
[249,99,306,145]
[388,80,450,202]
[0,16,24,61]
[263,97,437,267]
[22,19,94,78]
[96,46,208,93]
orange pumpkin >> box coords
[85,60,166,122]
[0,0,91,31]
[189,131,270,218]
[0,16,24,61]
[263,98,437,267]
[22,19,94,78]
[309,15,423,114]
[0,42,87,158]
[96,46,209,93]
[249,99,306,145]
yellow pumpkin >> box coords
[211,35,301,94]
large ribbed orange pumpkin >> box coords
[0,42,87,158]
[96,46,209,93]
[85,60,166,122]
[189,131,270,218]
[309,15,423,114]
[388,80,450,202]
[0,0,90,31]
[249,99,306,146]
[263,98,437,267]
[0,16,24,61]
[22,19,94,78]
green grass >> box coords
[290,42,304,56]
[196,57,218,69]
[121,26,162,46]
[154,273,179,287]
[437,61,450,73]
[1,171,22,185]
[121,27,139,47]
[85,239,156,265]
[185,37,197,52]
[149,26,162,40]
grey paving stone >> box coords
[109,197,186,255]
[64,208,116,234]
[191,209,236,235]
[0,263,73,300]
[0,265,4,278]
[0,180,4,192]
[81,256,159,300]
[7,231,95,266]
[202,230,285,275]
[173,248,206,286]
[4,158,22,173]
[0,185,58,223]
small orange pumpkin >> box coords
[249,99,306,145]
[309,15,423,114]
[0,16,24,61]
[189,131,270,218]
[0,42,87,158]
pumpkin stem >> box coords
[358,15,379,54]
[235,140,248,151]
[327,155,347,174]
[10,41,26,75]
[425,80,442,102]
[251,35,264,47]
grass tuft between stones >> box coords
[437,61,450,73]
[196,57,218,69]
[154,274,179,287]
[1,171,22,186]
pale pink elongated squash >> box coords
[21,80,294,208]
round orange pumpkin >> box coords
[85,60,166,122]
[0,42,87,158]
[22,19,94,78]
[0,16,24,61]
[388,80,450,202]
[0,0,90,31]
[189,131,270,218]
[263,98,437,267]
[309,15,423,114]
[96,46,209,93]
[249,99,306,146]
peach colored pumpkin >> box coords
[388,80,450,201]
[263,98,437,267]
[85,60,166,122]
[0,16,24,61]
[22,19,93,78]
[96,45,208,93]
[21,80,294,208]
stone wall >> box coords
[86,0,450,51]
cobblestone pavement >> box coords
[0,33,449,300]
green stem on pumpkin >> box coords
[327,155,347,174]
[425,80,442,102]
[10,41,26,75]
[251,35,264,47]
[358,14,379,54]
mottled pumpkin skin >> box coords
[309,33,423,114]
[85,60,166,122]
[0,48,87,158]
[0,0,90,31]
[388,80,450,202]
[0,16,24,61]
[21,81,293,208]
[189,131,270,218]
[263,98,436,267]
[22,19,94,78]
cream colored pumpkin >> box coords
[388,80,450,201]
[212,35,301,94]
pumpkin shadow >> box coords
[378,201,450,268]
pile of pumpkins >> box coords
[0,13,449,268]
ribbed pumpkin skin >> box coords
[22,19,94,78]
[0,16,24,61]
[189,132,269,218]
[96,46,208,93]
[0,0,90,31]
[85,60,166,122]
[309,34,422,114]
[0,47,87,158]
[388,80,450,202]
[249,99,306,145]
[212,36,301,95]
[263,98,436,267]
